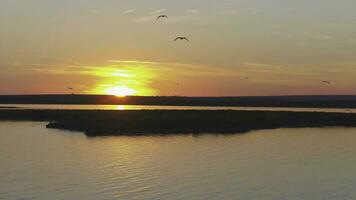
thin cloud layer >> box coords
[122,9,136,14]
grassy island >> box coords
[1,109,356,136]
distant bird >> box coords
[67,87,74,95]
[321,81,331,85]
[174,37,189,42]
[156,15,168,20]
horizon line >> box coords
[0,94,356,98]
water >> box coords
[1,104,355,113]
[1,122,356,199]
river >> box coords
[1,122,356,199]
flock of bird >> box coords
[156,13,332,86]
[66,15,188,94]
[66,13,332,94]
[156,14,189,42]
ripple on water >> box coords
[2,123,356,199]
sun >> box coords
[105,86,137,97]
[87,65,157,97]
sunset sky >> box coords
[1,0,356,96]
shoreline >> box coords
[1,109,356,136]
[1,95,356,108]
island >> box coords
[1,109,356,137]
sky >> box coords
[1,0,356,96]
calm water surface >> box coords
[1,122,356,200]
[1,104,356,113]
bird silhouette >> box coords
[156,15,168,20]
[174,37,189,42]
[321,81,331,85]
[67,87,74,95]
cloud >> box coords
[111,60,244,78]
[219,10,238,15]
[150,9,167,15]
[89,9,101,15]
[314,35,334,40]
[122,9,136,14]
[239,62,356,84]
[24,59,228,79]
[0,59,309,82]
[238,62,332,83]
[298,42,310,47]
[107,60,209,71]
[132,16,154,22]
[348,39,356,45]
[8,62,24,67]
[133,9,203,24]
[186,9,199,15]
[251,11,264,16]
[0,54,45,59]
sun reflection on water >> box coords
[116,105,126,110]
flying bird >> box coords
[156,15,168,20]
[67,87,74,95]
[174,37,189,42]
[321,81,331,85]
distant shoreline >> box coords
[1,95,356,108]
[0,106,18,109]
[1,109,356,136]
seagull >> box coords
[174,37,189,42]
[67,87,74,95]
[321,81,331,85]
[156,15,168,20]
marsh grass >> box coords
[1,109,356,136]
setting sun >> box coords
[106,86,137,97]
[87,64,157,96]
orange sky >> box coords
[1,0,356,96]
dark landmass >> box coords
[0,95,356,108]
[1,109,356,136]
[0,106,18,109]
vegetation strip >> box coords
[1,109,356,136]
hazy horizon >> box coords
[1,0,356,96]
[0,93,349,97]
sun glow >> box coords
[106,86,137,97]
[88,65,157,97]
